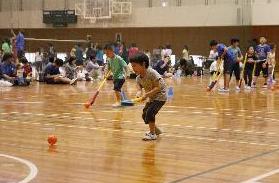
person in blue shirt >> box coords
[96,44,104,66]
[44,58,77,85]
[253,36,271,88]
[0,53,17,83]
[75,44,84,66]
[210,40,231,92]
[16,29,25,59]
[227,38,243,90]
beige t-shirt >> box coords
[136,68,167,101]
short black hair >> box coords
[2,53,13,62]
[54,58,64,66]
[129,52,149,68]
[48,57,54,63]
[20,57,28,64]
[231,38,240,45]
[104,43,114,51]
[209,40,218,47]
[89,55,96,60]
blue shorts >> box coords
[113,79,125,92]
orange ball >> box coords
[48,135,57,145]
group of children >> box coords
[0,53,32,86]
[209,36,276,92]
[2,37,277,141]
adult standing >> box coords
[16,29,25,59]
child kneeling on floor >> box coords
[130,52,167,141]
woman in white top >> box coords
[182,45,189,60]
[34,47,43,72]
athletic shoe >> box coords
[142,132,157,141]
[112,102,121,107]
[235,86,240,91]
[262,83,268,88]
[218,88,230,92]
[70,78,78,85]
[272,80,276,84]
[245,86,251,90]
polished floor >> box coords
[1,75,279,183]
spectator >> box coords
[2,38,12,54]
[128,43,139,59]
[16,29,25,59]
[44,58,77,85]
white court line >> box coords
[242,168,279,183]
[0,154,38,183]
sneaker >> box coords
[142,132,157,141]
[112,102,121,107]
[155,127,163,136]
[245,86,251,90]
[262,83,268,88]
[218,88,230,92]
[235,86,240,91]
[70,78,78,85]
[272,80,276,84]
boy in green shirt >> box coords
[104,44,128,107]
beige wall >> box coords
[0,0,246,28]
[1,0,277,28]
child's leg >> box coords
[114,91,121,102]
[263,62,268,85]
[253,62,261,86]
[223,60,232,90]
[248,69,253,87]
[234,63,240,85]
[113,79,125,103]
[55,77,71,84]
[224,73,230,90]
[244,69,248,85]
[142,101,165,138]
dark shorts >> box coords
[142,100,166,124]
[76,60,84,66]
[45,77,64,84]
[113,79,125,92]
[223,58,234,74]
[254,61,268,77]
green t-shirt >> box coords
[2,42,12,54]
[107,55,127,79]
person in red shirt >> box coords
[128,43,139,59]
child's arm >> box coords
[124,65,129,78]
[2,73,15,81]
[142,80,161,100]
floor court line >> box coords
[241,168,279,183]
[168,148,279,183]
[0,153,38,183]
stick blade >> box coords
[121,100,135,106]
[207,81,217,91]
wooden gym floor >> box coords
[1,76,279,183]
